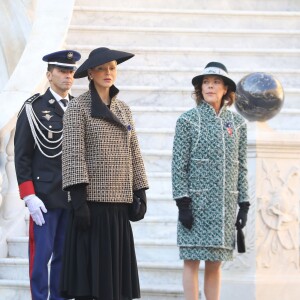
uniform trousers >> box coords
[29,207,68,300]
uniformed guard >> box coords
[14,49,81,300]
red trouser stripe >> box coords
[29,217,35,298]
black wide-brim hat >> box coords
[74,47,134,78]
[192,62,236,92]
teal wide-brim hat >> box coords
[74,47,134,78]
[192,61,236,92]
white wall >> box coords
[0,0,36,89]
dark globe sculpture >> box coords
[234,72,284,122]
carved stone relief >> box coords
[256,160,299,271]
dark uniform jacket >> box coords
[62,83,149,203]
[14,88,69,209]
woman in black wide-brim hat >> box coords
[172,62,250,300]
[60,47,149,300]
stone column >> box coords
[1,128,24,220]
[221,123,300,300]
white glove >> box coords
[24,194,48,226]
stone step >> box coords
[7,237,180,265]
[0,278,186,300]
[74,0,300,11]
[10,195,177,228]
[0,279,30,300]
[0,258,186,286]
[7,237,28,259]
[132,107,183,130]
[137,125,300,151]
[72,85,195,107]
[72,85,298,111]
[139,110,300,166]
[67,26,300,49]
[7,217,179,263]
[140,128,300,149]
[267,109,300,131]
[0,258,28,280]
[139,261,183,286]
[148,172,172,196]
[72,7,300,30]
[7,238,180,265]
[136,128,175,151]
[120,68,299,90]
[73,67,300,90]
[69,45,300,69]
[131,106,300,131]
[142,150,172,173]
[132,216,177,240]
[146,194,176,217]
[140,284,185,300]
[0,280,188,300]
[135,239,179,263]
[139,261,205,292]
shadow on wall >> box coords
[0,0,36,90]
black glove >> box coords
[69,184,90,231]
[235,201,250,229]
[176,197,193,230]
[129,189,147,222]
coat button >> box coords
[49,125,52,128]
[37,177,40,180]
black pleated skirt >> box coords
[60,202,140,300]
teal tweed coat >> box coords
[172,101,249,249]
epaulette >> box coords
[17,93,41,118]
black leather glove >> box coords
[129,189,147,222]
[176,197,193,230]
[69,184,90,231]
[235,201,250,229]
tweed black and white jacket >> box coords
[62,83,148,203]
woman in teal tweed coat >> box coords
[172,62,250,300]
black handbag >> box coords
[236,225,246,253]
